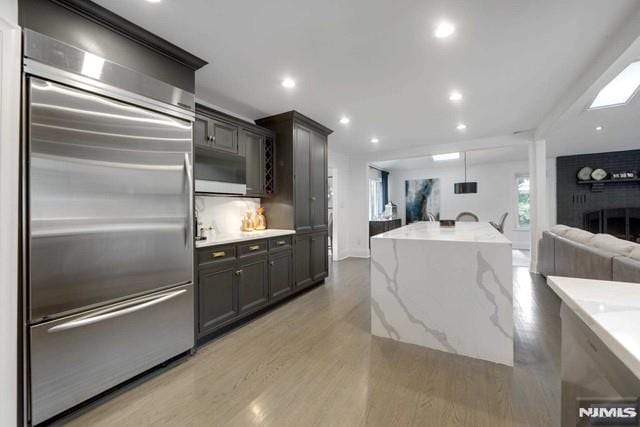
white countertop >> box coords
[372,221,511,244]
[547,276,640,380]
[195,229,295,248]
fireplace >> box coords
[584,208,640,243]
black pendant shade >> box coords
[454,182,478,194]
[454,152,478,194]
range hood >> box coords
[194,147,246,195]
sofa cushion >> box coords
[564,228,594,244]
[550,224,571,236]
[629,245,640,261]
[590,234,637,256]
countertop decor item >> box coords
[254,207,266,230]
[577,166,593,181]
[591,168,607,181]
[241,211,254,232]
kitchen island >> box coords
[370,221,513,366]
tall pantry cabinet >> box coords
[256,111,332,289]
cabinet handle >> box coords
[269,261,275,266]
[248,245,260,251]
[211,251,226,258]
[310,196,317,201]
[235,269,243,276]
[277,240,286,245]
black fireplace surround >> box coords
[556,149,640,242]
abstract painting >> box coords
[405,179,440,223]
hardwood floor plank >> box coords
[64,258,561,427]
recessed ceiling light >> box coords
[146,0,161,3]
[281,77,296,88]
[449,91,463,102]
[370,137,379,143]
[590,61,640,109]
[339,116,350,125]
[434,21,455,39]
[433,152,460,161]
[595,125,603,131]
[456,123,467,130]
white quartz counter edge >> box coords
[372,221,511,245]
[195,229,295,248]
[547,276,640,380]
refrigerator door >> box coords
[28,77,193,321]
[30,283,194,425]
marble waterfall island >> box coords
[370,221,514,366]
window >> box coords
[369,167,384,220]
[516,175,530,229]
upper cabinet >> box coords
[195,104,275,197]
[256,111,332,233]
[194,113,239,154]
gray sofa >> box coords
[538,224,640,283]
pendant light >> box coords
[454,152,478,194]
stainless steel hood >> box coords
[194,147,246,195]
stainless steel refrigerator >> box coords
[24,31,195,424]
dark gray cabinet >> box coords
[294,125,312,232]
[238,256,268,313]
[193,114,238,154]
[242,129,266,196]
[310,131,328,230]
[196,235,294,341]
[269,250,293,299]
[294,234,313,288]
[310,231,329,281]
[195,104,275,197]
[198,263,238,333]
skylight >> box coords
[432,152,460,161]
[590,61,640,109]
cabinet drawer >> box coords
[197,245,236,265]
[269,235,293,251]
[237,240,267,257]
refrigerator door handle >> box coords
[47,289,188,333]
[184,152,193,247]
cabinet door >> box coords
[294,124,312,233]
[310,131,328,230]
[243,129,265,196]
[194,115,210,148]
[311,231,328,282]
[269,251,293,299]
[198,264,238,333]
[294,234,312,288]
[210,118,238,153]
[238,257,268,313]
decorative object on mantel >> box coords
[254,207,266,230]
[577,166,593,181]
[590,168,607,181]
[405,178,441,224]
[439,219,455,228]
[611,170,638,179]
[454,152,478,194]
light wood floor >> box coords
[64,258,561,427]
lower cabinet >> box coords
[238,256,268,313]
[197,235,302,341]
[295,230,328,288]
[269,250,293,299]
[198,262,238,334]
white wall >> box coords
[195,196,260,235]
[0,2,21,425]
[328,148,351,260]
[388,160,532,249]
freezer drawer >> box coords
[30,283,194,425]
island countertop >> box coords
[547,276,640,380]
[372,221,511,244]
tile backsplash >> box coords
[195,196,260,235]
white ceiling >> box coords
[95,0,639,156]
